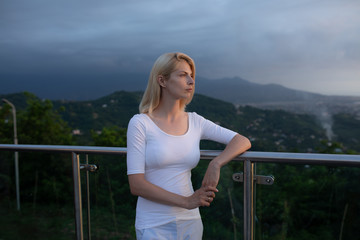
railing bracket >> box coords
[80,164,98,172]
[233,172,275,185]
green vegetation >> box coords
[333,113,360,152]
[0,91,359,239]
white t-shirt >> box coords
[126,112,237,229]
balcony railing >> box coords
[0,144,360,240]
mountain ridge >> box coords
[2,73,358,102]
[2,74,360,120]
[196,76,324,104]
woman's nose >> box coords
[187,76,194,85]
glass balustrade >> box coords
[254,163,360,240]
[0,145,359,240]
[0,151,75,239]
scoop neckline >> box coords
[143,113,191,137]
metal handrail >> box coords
[1,144,360,166]
[1,144,360,240]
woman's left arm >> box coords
[202,134,251,189]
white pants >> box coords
[135,219,203,240]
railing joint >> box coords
[80,163,99,172]
[233,172,275,185]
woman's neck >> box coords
[152,98,183,121]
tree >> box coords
[7,93,75,205]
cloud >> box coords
[0,0,359,95]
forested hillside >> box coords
[50,91,358,153]
[1,91,359,152]
[0,91,359,240]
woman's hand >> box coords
[185,186,218,209]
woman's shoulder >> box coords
[187,112,206,122]
[128,113,149,126]
[130,113,147,121]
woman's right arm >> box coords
[128,174,217,209]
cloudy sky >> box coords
[1,0,360,96]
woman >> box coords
[127,52,251,239]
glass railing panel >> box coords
[194,160,244,240]
[80,155,245,240]
[255,162,360,240]
[0,151,75,240]
[80,154,137,239]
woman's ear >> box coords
[157,75,166,88]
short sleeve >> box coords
[194,113,237,144]
[127,114,146,175]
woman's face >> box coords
[162,60,194,100]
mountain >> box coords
[0,73,333,103]
[51,91,330,152]
[196,76,323,104]
[2,73,360,122]
[52,91,142,131]
[195,77,360,121]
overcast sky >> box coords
[1,0,359,96]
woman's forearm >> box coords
[128,174,217,209]
[212,134,251,168]
[202,134,251,188]
[129,174,187,207]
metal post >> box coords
[86,155,91,240]
[72,152,83,240]
[253,163,256,240]
[2,98,20,211]
[244,159,254,240]
[15,151,19,211]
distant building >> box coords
[72,129,81,135]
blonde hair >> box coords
[139,52,196,113]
